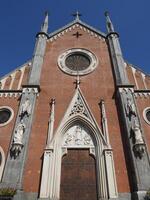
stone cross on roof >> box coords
[72,11,82,20]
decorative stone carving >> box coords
[20,98,31,118]
[131,119,145,158]
[63,125,94,147]
[126,97,136,117]
[132,120,144,145]
[10,120,26,158]
[70,95,88,117]
[14,120,26,144]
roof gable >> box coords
[48,19,106,39]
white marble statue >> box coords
[13,120,26,145]
[132,120,143,144]
[126,98,136,116]
[20,98,31,116]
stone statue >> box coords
[75,125,83,145]
[65,132,74,145]
[20,98,31,117]
[132,120,143,145]
[13,120,26,145]
[83,134,91,145]
[126,97,136,116]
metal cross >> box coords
[72,11,82,20]
[73,31,82,38]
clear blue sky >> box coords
[0,0,150,77]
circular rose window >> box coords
[58,49,98,76]
[143,107,150,125]
[0,107,14,127]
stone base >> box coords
[13,191,38,200]
[5,191,147,200]
[132,191,147,200]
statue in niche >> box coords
[14,120,26,145]
[131,119,145,159]
[10,120,26,159]
[132,120,143,145]
[20,98,31,119]
[75,125,83,145]
[126,97,136,118]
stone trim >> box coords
[58,48,98,76]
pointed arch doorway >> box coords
[60,149,98,200]
[60,123,98,200]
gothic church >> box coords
[0,12,150,200]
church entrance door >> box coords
[60,149,98,200]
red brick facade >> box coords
[0,18,150,200]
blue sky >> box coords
[0,0,150,77]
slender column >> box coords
[99,99,110,147]
[46,99,55,148]
[39,98,56,200]
[99,99,118,198]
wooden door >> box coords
[60,149,98,200]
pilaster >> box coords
[0,86,39,189]
[117,86,150,198]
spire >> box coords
[105,11,114,33]
[41,11,49,33]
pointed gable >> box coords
[53,87,106,145]
[48,19,106,41]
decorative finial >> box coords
[104,11,109,17]
[104,11,114,33]
[41,11,49,33]
[45,11,49,16]
[72,11,82,20]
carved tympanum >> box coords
[63,125,94,147]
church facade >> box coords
[0,12,150,200]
